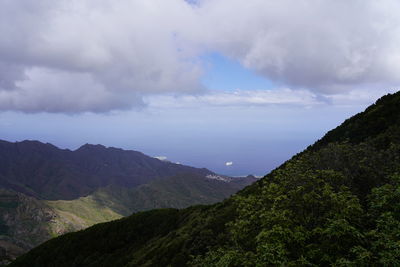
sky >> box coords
[0,0,399,176]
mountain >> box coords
[45,173,255,226]
[0,189,55,262]
[0,141,256,265]
[10,91,400,266]
[0,141,216,200]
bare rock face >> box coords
[0,189,59,264]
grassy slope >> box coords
[46,173,249,226]
[46,197,122,229]
[2,173,253,265]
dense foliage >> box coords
[10,92,400,266]
[313,92,400,147]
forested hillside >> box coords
[11,92,400,266]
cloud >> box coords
[154,156,168,161]
[0,0,399,113]
[146,88,319,108]
[225,161,233,166]
[0,67,132,113]
[0,0,202,112]
[145,87,395,109]
[197,0,400,92]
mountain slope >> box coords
[0,141,212,200]
[45,173,256,225]
[0,142,256,265]
[11,91,400,266]
[1,174,255,265]
[0,189,55,265]
[313,92,400,148]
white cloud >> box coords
[324,87,398,106]
[197,0,400,92]
[0,0,202,112]
[0,0,399,112]
[146,88,318,108]
[225,161,233,166]
[0,67,131,113]
[154,156,168,161]
[145,87,394,109]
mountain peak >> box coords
[77,143,107,151]
[313,91,400,149]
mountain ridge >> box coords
[0,140,215,200]
[0,140,256,264]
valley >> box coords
[0,141,255,265]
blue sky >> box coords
[0,0,399,176]
[201,53,278,92]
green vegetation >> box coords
[10,92,400,266]
[46,196,123,231]
[46,172,249,229]
[1,173,252,264]
[313,91,400,148]
[0,134,255,264]
[0,190,55,265]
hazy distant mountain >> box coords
[0,140,256,264]
[0,141,215,200]
[12,92,400,266]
